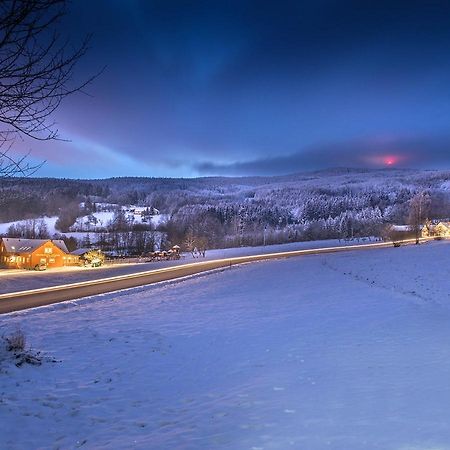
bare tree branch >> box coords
[0,0,98,177]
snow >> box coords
[2,241,450,449]
[0,216,99,242]
[72,211,168,230]
[150,213,169,227]
[77,211,114,227]
[0,216,59,236]
[0,211,168,240]
[391,225,413,232]
[0,208,170,238]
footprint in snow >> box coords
[284,409,296,414]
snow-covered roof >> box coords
[71,248,91,256]
[391,225,412,232]
[391,224,424,232]
[53,240,69,253]
[1,238,69,254]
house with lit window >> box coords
[0,238,79,270]
[421,220,450,238]
[432,221,450,237]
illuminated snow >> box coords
[1,241,450,449]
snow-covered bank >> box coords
[1,241,450,449]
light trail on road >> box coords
[0,238,437,314]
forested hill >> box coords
[1,168,450,218]
[1,168,450,247]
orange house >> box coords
[0,238,79,270]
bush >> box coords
[4,328,26,352]
[1,328,45,367]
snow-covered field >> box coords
[1,241,450,449]
[0,216,59,236]
[0,216,96,242]
[71,211,169,231]
[0,212,168,241]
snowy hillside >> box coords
[1,241,450,449]
[3,169,450,251]
[0,216,92,242]
[0,210,169,246]
[70,211,168,231]
[0,216,59,236]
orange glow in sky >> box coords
[384,156,396,166]
[364,154,406,167]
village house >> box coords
[432,221,450,237]
[421,220,450,238]
[124,205,160,216]
[71,248,105,267]
[0,238,79,270]
[390,220,450,239]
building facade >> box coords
[0,238,79,270]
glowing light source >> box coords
[364,153,406,167]
[384,156,396,166]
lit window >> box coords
[44,247,53,254]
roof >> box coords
[391,224,424,232]
[71,248,91,256]
[53,239,69,253]
[1,238,69,254]
[391,225,412,232]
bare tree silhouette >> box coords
[0,0,96,176]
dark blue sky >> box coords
[20,0,450,177]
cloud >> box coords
[194,135,450,176]
[32,1,450,178]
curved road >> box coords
[0,238,430,314]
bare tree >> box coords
[408,192,431,244]
[0,0,96,176]
[183,228,196,257]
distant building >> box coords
[124,205,160,216]
[420,220,450,238]
[391,225,415,233]
[386,224,423,241]
[0,238,79,270]
[389,220,450,239]
[432,221,450,237]
[71,248,105,267]
[70,248,92,257]
[421,220,434,237]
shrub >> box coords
[4,328,26,352]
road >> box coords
[0,238,365,294]
[0,238,431,314]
